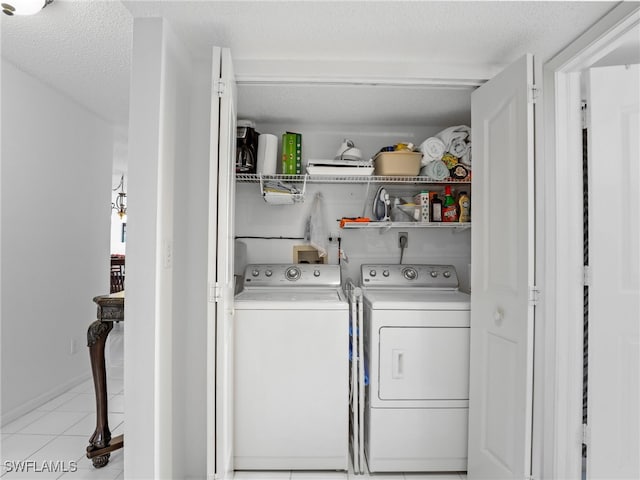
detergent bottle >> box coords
[458,191,471,223]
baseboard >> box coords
[1,372,92,426]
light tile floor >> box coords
[1,324,124,480]
[234,461,467,480]
[1,378,124,480]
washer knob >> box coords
[285,266,301,281]
[252,269,260,277]
[382,270,390,277]
[369,270,377,277]
[430,271,438,278]
[403,267,417,280]
[265,270,273,277]
[443,271,451,278]
[313,269,321,277]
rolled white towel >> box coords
[419,137,446,164]
[460,146,472,166]
[422,159,450,181]
[437,125,471,149]
[449,137,470,158]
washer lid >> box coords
[234,287,348,310]
[363,289,470,310]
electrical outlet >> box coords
[398,232,408,248]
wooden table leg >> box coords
[86,319,113,468]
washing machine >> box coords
[233,264,349,471]
[361,264,470,472]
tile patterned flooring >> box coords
[1,324,124,480]
[235,470,467,479]
[1,378,124,479]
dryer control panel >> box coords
[361,264,459,289]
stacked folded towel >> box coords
[422,159,450,181]
[419,137,446,165]
[418,124,472,178]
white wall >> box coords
[235,182,472,291]
[1,60,113,423]
[125,18,204,479]
[172,56,213,479]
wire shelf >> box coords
[236,173,471,184]
[340,221,471,231]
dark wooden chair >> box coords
[110,256,125,293]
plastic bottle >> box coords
[442,186,458,222]
[458,191,471,223]
[431,194,443,222]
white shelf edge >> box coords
[236,173,471,184]
[341,222,471,230]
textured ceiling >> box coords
[0,0,621,128]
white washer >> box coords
[233,264,349,471]
[361,264,470,473]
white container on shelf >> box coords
[257,133,278,174]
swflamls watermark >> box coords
[3,460,78,473]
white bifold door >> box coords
[586,64,639,480]
[207,46,237,480]
[468,54,536,479]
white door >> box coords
[207,46,237,480]
[586,64,639,479]
[468,54,536,479]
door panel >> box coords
[468,54,535,479]
[587,64,639,480]
[207,46,237,480]
[378,327,469,400]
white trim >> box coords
[541,3,640,479]
[233,58,501,87]
[0,373,91,426]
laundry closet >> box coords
[208,48,536,479]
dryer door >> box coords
[378,326,469,402]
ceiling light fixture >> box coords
[2,0,53,16]
[112,174,127,220]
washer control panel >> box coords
[361,264,459,289]
[244,264,341,287]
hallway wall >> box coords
[1,59,113,423]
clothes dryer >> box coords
[233,264,349,471]
[361,264,470,472]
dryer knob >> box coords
[443,271,451,278]
[265,270,273,277]
[313,269,321,277]
[430,271,438,278]
[252,269,260,277]
[369,269,377,277]
[382,270,390,277]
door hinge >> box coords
[582,423,590,446]
[208,282,221,303]
[583,265,591,286]
[528,84,540,104]
[529,285,540,306]
[214,79,225,97]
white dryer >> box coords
[361,264,470,472]
[233,264,349,471]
